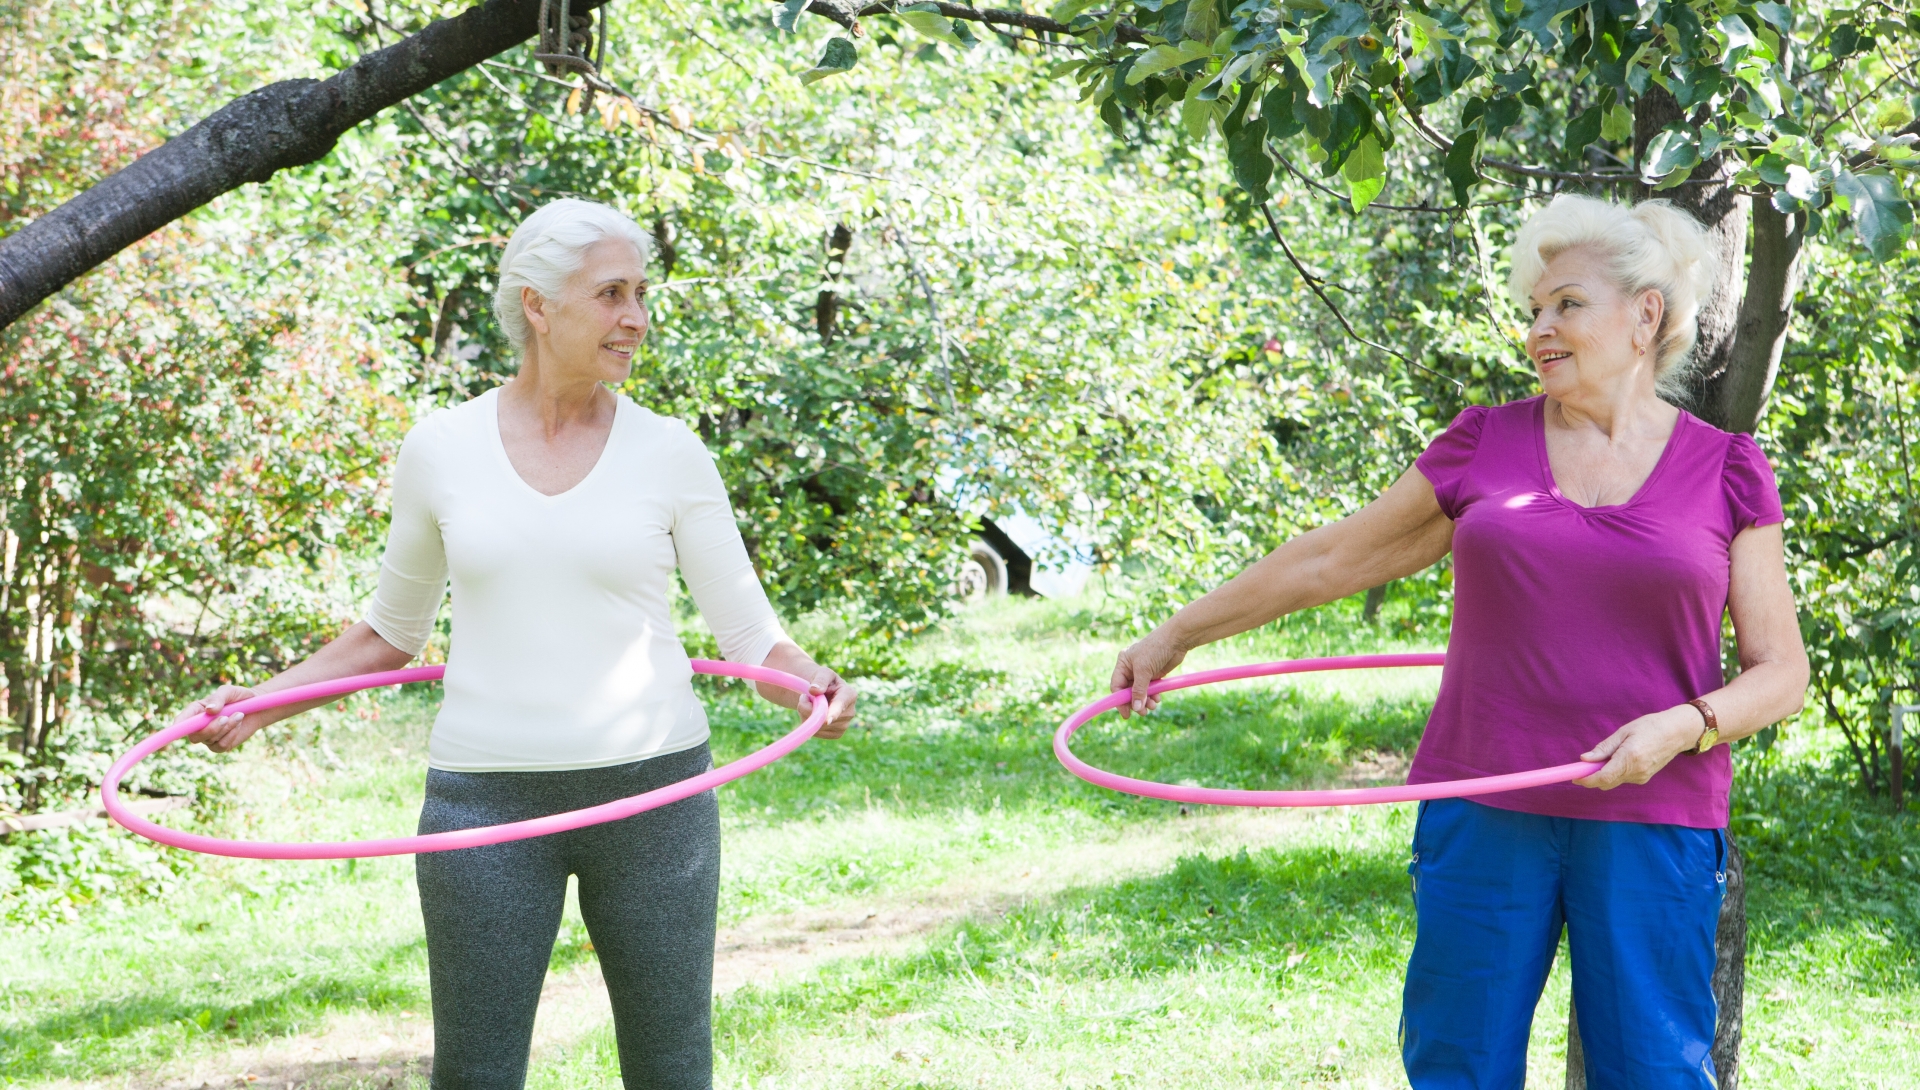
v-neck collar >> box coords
[1532,396,1686,515]
[485,387,625,502]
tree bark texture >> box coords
[1566,997,1587,1089]
[1717,204,1807,434]
[0,0,609,331]
[1710,838,1749,1089]
[1629,86,1807,435]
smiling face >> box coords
[1525,247,1665,402]
[521,237,649,384]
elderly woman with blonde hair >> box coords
[1111,194,1808,1088]
[178,198,857,1089]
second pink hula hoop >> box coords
[1055,653,1602,806]
[100,660,827,860]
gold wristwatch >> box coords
[1688,698,1720,753]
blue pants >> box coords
[1402,799,1726,1090]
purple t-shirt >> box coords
[1409,395,1784,828]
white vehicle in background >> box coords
[956,512,1093,603]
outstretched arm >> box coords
[1111,467,1454,715]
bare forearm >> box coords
[755,640,820,710]
[1163,513,1450,653]
[1695,653,1810,744]
[247,621,415,727]
[1160,530,1349,652]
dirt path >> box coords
[51,807,1337,1089]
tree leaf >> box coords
[773,0,809,33]
[1318,92,1372,174]
[898,9,971,48]
[1445,128,1479,206]
[1482,95,1522,139]
[1514,0,1584,47]
[1182,0,1221,44]
[1306,2,1370,55]
[1829,24,1861,61]
[1716,14,1757,54]
[1641,128,1700,183]
[801,37,858,84]
[1127,39,1213,84]
[1340,134,1385,211]
[1181,75,1214,138]
[1600,102,1633,141]
[1228,117,1273,202]
[1752,2,1792,31]
[1834,169,1914,261]
[1872,97,1916,133]
[1262,81,1305,140]
[1565,103,1604,154]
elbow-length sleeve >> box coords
[1723,433,1785,533]
[363,422,449,657]
[667,425,787,666]
[1415,405,1491,520]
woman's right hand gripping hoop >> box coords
[1055,653,1602,807]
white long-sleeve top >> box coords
[363,387,787,772]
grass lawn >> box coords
[2,593,1915,1088]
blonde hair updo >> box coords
[1507,194,1718,386]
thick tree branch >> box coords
[809,1,1151,45]
[0,0,609,330]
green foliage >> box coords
[1765,235,1920,795]
[802,0,1920,260]
[0,0,418,815]
[387,1,1514,633]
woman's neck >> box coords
[501,352,614,438]
[1549,373,1672,440]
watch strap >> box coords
[1688,698,1720,753]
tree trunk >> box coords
[1716,204,1807,434]
[0,0,610,331]
[1566,996,1587,1089]
[1711,839,1749,1089]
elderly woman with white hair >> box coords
[1111,195,1808,1088]
[180,198,856,1089]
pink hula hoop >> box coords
[1054,653,1602,806]
[101,660,826,860]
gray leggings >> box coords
[415,744,720,1090]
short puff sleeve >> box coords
[1723,433,1785,533]
[1415,405,1490,520]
